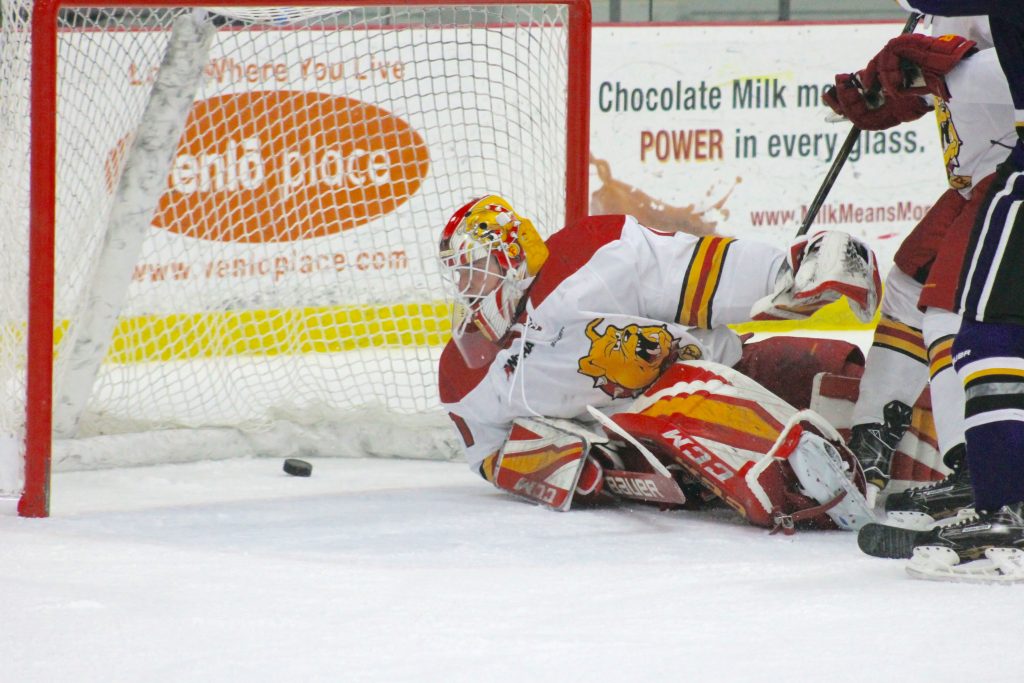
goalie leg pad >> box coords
[609,412,874,531]
[609,361,873,531]
[493,417,606,511]
[608,412,777,526]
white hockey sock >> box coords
[851,269,927,426]
[923,308,966,462]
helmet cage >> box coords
[439,197,530,357]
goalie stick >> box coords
[586,406,689,506]
[602,467,688,506]
[586,405,672,478]
[797,13,923,237]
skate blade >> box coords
[906,546,1024,584]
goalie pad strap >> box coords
[770,490,847,536]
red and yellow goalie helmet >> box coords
[438,195,548,365]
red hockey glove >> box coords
[872,33,977,100]
[823,72,930,131]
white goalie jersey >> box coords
[439,214,786,471]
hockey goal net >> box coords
[0,0,591,516]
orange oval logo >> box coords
[151,91,429,243]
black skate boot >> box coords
[906,503,1024,581]
[858,500,1023,561]
[883,444,973,526]
[848,399,913,490]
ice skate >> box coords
[848,399,913,490]
[884,444,973,529]
[906,503,1024,583]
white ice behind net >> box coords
[0,2,572,490]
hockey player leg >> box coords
[898,321,1024,581]
[954,320,1024,513]
[848,268,926,490]
[889,179,989,496]
[919,309,965,467]
[883,308,973,528]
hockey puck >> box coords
[283,458,313,477]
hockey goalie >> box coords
[437,195,878,532]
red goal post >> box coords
[3,0,591,516]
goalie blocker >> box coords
[487,359,874,533]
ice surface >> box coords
[4,331,1024,681]
[4,455,1024,682]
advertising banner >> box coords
[71,26,569,318]
[70,21,946,325]
[589,21,947,272]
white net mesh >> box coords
[0,1,582,503]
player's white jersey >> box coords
[930,14,992,50]
[935,46,1015,195]
[439,214,785,471]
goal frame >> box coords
[21,0,592,517]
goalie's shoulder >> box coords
[438,339,491,404]
[529,214,630,307]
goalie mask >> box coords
[439,195,549,366]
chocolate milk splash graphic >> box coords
[589,154,740,236]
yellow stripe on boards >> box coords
[53,303,452,363]
[731,298,879,334]
[40,296,877,366]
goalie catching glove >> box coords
[751,231,881,324]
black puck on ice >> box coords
[283,458,313,477]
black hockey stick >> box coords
[857,522,928,559]
[797,12,923,237]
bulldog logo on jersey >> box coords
[578,318,681,398]
[935,98,970,190]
